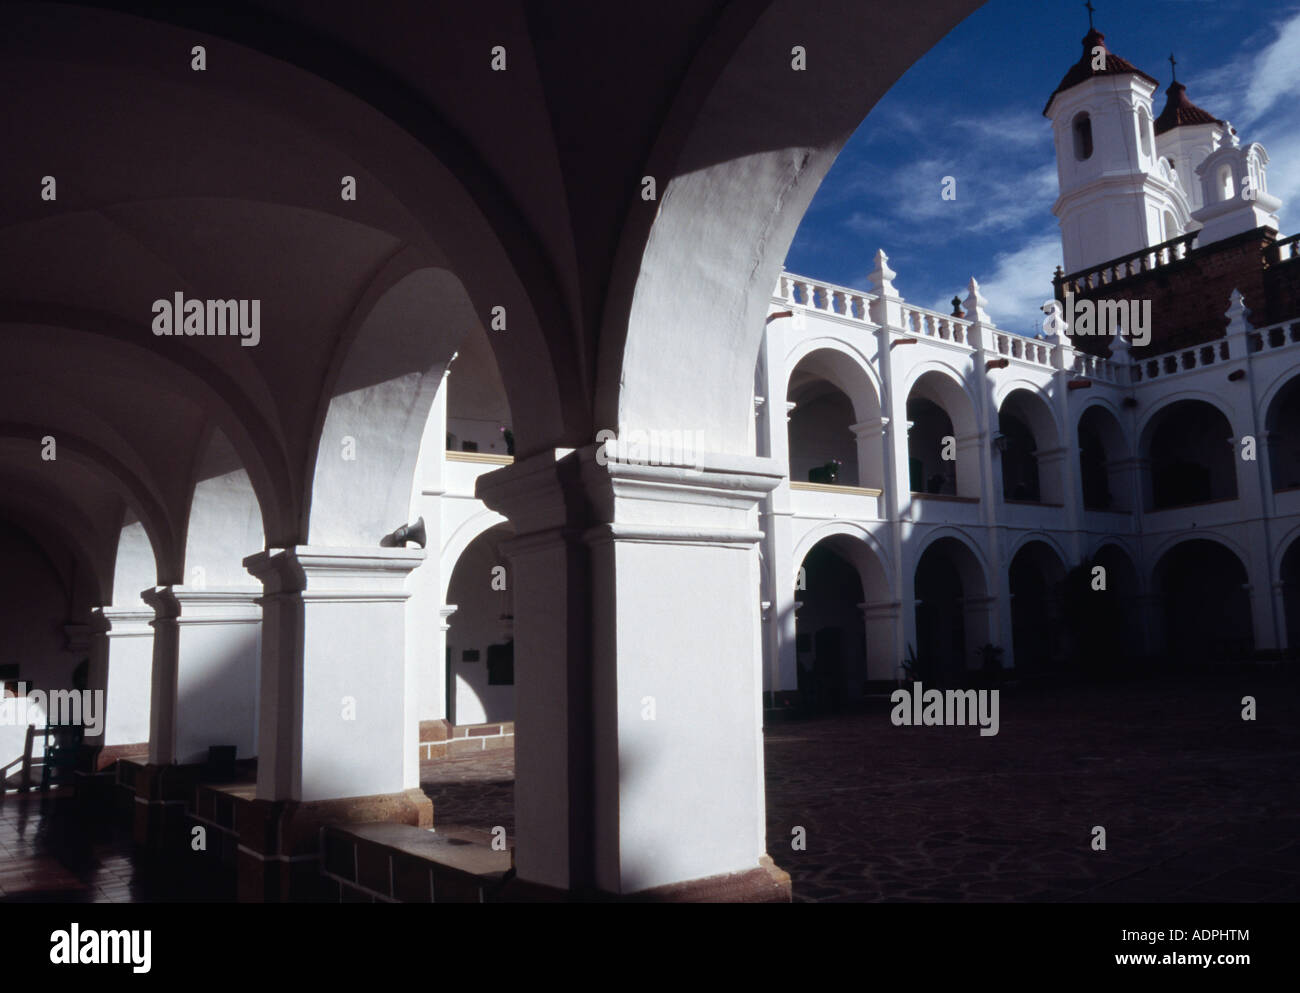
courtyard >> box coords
[2,673,1296,903]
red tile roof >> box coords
[1044,29,1159,116]
[1154,81,1225,135]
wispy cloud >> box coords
[933,235,1063,335]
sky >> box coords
[784,0,1300,336]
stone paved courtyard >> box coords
[3,674,1295,902]
[421,673,1300,902]
[763,674,1300,902]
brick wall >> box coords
[418,718,514,760]
[1060,228,1300,357]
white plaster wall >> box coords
[445,524,514,725]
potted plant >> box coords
[974,643,1004,687]
[899,642,921,686]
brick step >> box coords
[321,822,512,902]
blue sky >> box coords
[785,0,1300,335]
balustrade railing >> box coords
[1054,232,1198,296]
[898,303,971,345]
[1130,318,1300,382]
[777,274,876,322]
[1270,233,1300,264]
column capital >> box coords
[858,600,902,619]
[439,604,458,633]
[63,622,99,651]
[850,417,888,438]
[140,586,181,621]
[95,604,155,635]
[171,585,263,624]
[243,546,424,600]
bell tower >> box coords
[1044,15,1191,275]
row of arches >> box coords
[785,345,1300,510]
[791,531,1268,705]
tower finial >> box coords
[1084,0,1096,29]
[1169,52,1177,83]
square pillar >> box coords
[96,605,154,761]
[237,546,432,902]
[173,588,262,765]
[243,546,424,802]
[479,446,790,901]
[859,600,903,681]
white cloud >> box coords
[935,234,1063,335]
[1244,12,1300,123]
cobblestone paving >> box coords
[419,675,1300,903]
[420,748,515,836]
[3,676,1294,902]
[765,675,1300,902]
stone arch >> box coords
[1008,539,1068,674]
[785,345,884,488]
[1151,538,1253,663]
[791,522,893,602]
[305,266,493,546]
[596,0,982,457]
[1139,398,1239,510]
[183,426,266,587]
[1277,533,1300,652]
[1077,401,1132,511]
[0,319,293,552]
[793,528,892,708]
[0,429,175,588]
[912,532,991,685]
[904,367,981,498]
[445,521,517,726]
[1264,371,1300,492]
[441,508,512,604]
[998,387,1063,504]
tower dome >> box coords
[1044,24,1189,274]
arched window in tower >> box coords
[1072,112,1093,161]
[1218,164,1235,201]
[1138,107,1152,159]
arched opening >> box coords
[445,522,516,727]
[447,325,514,458]
[998,389,1061,505]
[1143,400,1237,510]
[1280,539,1300,654]
[1218,164,1235,201]
[1078,405,1130,511]
[913,537,989,686]
[0,522,79,788]
[1008,541,1067,675]
[1138,108,1153,159]
[174,427,266,766]
[794,541,865,713]
[1153,540,1252,663]
[1072,112,1094,161]
[907,371,979,498]
[1163,210,1180,239]
[1059,543,1143,673]
[786,349,883,488]
[789,381,859,486]
[1267,375,1300,491]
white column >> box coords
[859,600,902,681]
[479,445,783,895]
[140,587,180,766]
[95,606,154,751]
[161,587,261,765]
[68,615,109,753]
[244,546,424,802]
